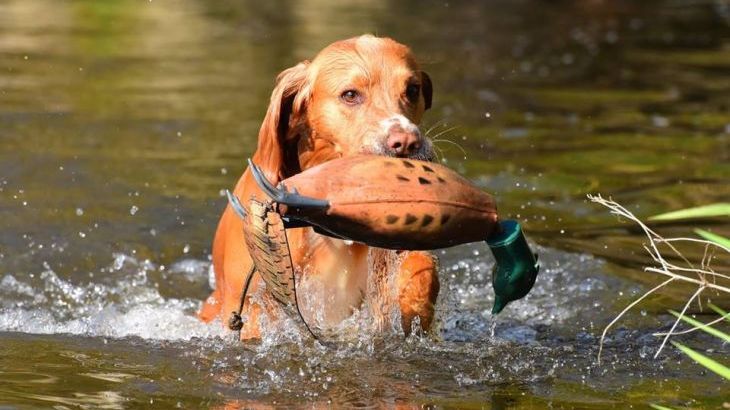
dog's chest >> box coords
[290,229,369,324]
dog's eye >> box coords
[406,83,420,103]
[340,89,363,105]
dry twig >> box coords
[587,194,729,364]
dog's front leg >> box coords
[396,251,439,335]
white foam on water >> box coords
[0,299,224,340]
[0,245,623,346]
[0,253,226,341]
[0,246,648,401]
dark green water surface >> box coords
[1,0,728,408]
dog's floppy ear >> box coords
[252,61,311,183]
[420,71,433,111]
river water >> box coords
[1,0,728,408]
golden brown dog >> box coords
[198,35,440,339]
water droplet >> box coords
[183,244,190,254]
[652,115,670,128]
[75,208,84,216]
[130,205,139,215]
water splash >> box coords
[0,254,225,341]
[0,245,694,407]
[0,242,619,345]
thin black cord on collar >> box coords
[227,265,256,332]
[227,263,324,343]
[282,226,323,342]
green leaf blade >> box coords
[671,341,730,380]
[649,203,730,221]
[668,310,730,343]
[694,228,730,249]
[708,303,730,322]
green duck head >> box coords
[486,220,540,314]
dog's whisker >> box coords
[432,144,445,163]
[423,121,440,137]
[424,125,450,139]
[426,125,460,141]
[423,118,449,137]
[432,137,468,158]
[424,121,455,137]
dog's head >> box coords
[251,35,434,183]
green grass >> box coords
[649,203,730,221]
[650,404,677,410]
[708,303,730,321]
[694,229,730,249]
[668,310,730,343]
[671,341,730,380]
[600,200,730,407]
[655,205,730,383]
